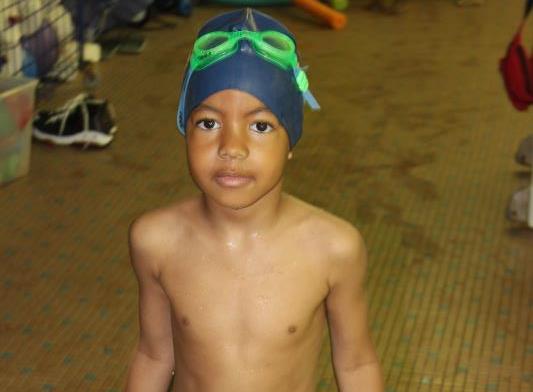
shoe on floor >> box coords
[515,134,533,167]
[506,186,530,224]
[33,93,117,147]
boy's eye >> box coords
[250,121,273,133]
[196,119,220,130]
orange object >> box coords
[294,0,347,30]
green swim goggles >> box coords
[178,30,320,131]
[191,30,311,92]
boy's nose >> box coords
[218,127,249,160]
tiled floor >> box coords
[0,1,531,391]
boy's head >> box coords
[177,8,319,148]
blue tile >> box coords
[3,279,13,289]
[490,356,502,365]
[80,332,94,341]
[100,308,109,320]
[428,351,438,360]
[22,325,32,335]
[61,318,72,327]
[20,367,33,375]
[401,335,411,343]
[42,341,53,352]
[1,352,13,360]
[456,365,468,374]
[84,373,96,382]
[4,248,16,257]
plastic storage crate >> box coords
[0,76,38,185]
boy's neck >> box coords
[200,181,285,243]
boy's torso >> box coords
[150,195,344,392]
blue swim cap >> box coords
[177,8,315,148]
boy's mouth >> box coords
[214,171,254,188]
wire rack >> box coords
[0,1,118,82]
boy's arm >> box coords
[326,226,384,392]
[125,217,175,392]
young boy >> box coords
[125,8,383,392]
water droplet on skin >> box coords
[226,241,237,250]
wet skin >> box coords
[125,90,382,392]
[161,196,330,392]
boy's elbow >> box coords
[336,356,380,373]
[335,359,384,392]
[126,348,174,392]
[136,343,174,367]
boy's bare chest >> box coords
[160,242,329,345]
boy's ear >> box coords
[288,151,293,160]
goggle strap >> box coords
[177,68,193,133]
[303,90,321,111]
[293,67,320,110]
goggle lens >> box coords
[193,31,296,70]
[198,35,229,50]
[262,35,293,52]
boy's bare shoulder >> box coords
[129,197,201,259]
[286,195,366,263]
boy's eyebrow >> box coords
[245,106,273,116]
[194,104,223,114]
[193,104,274,116]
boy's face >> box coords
[186,89,291,210]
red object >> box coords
[499,1,533,111]
[500,26,533,111]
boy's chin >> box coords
[204,191,263,211]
